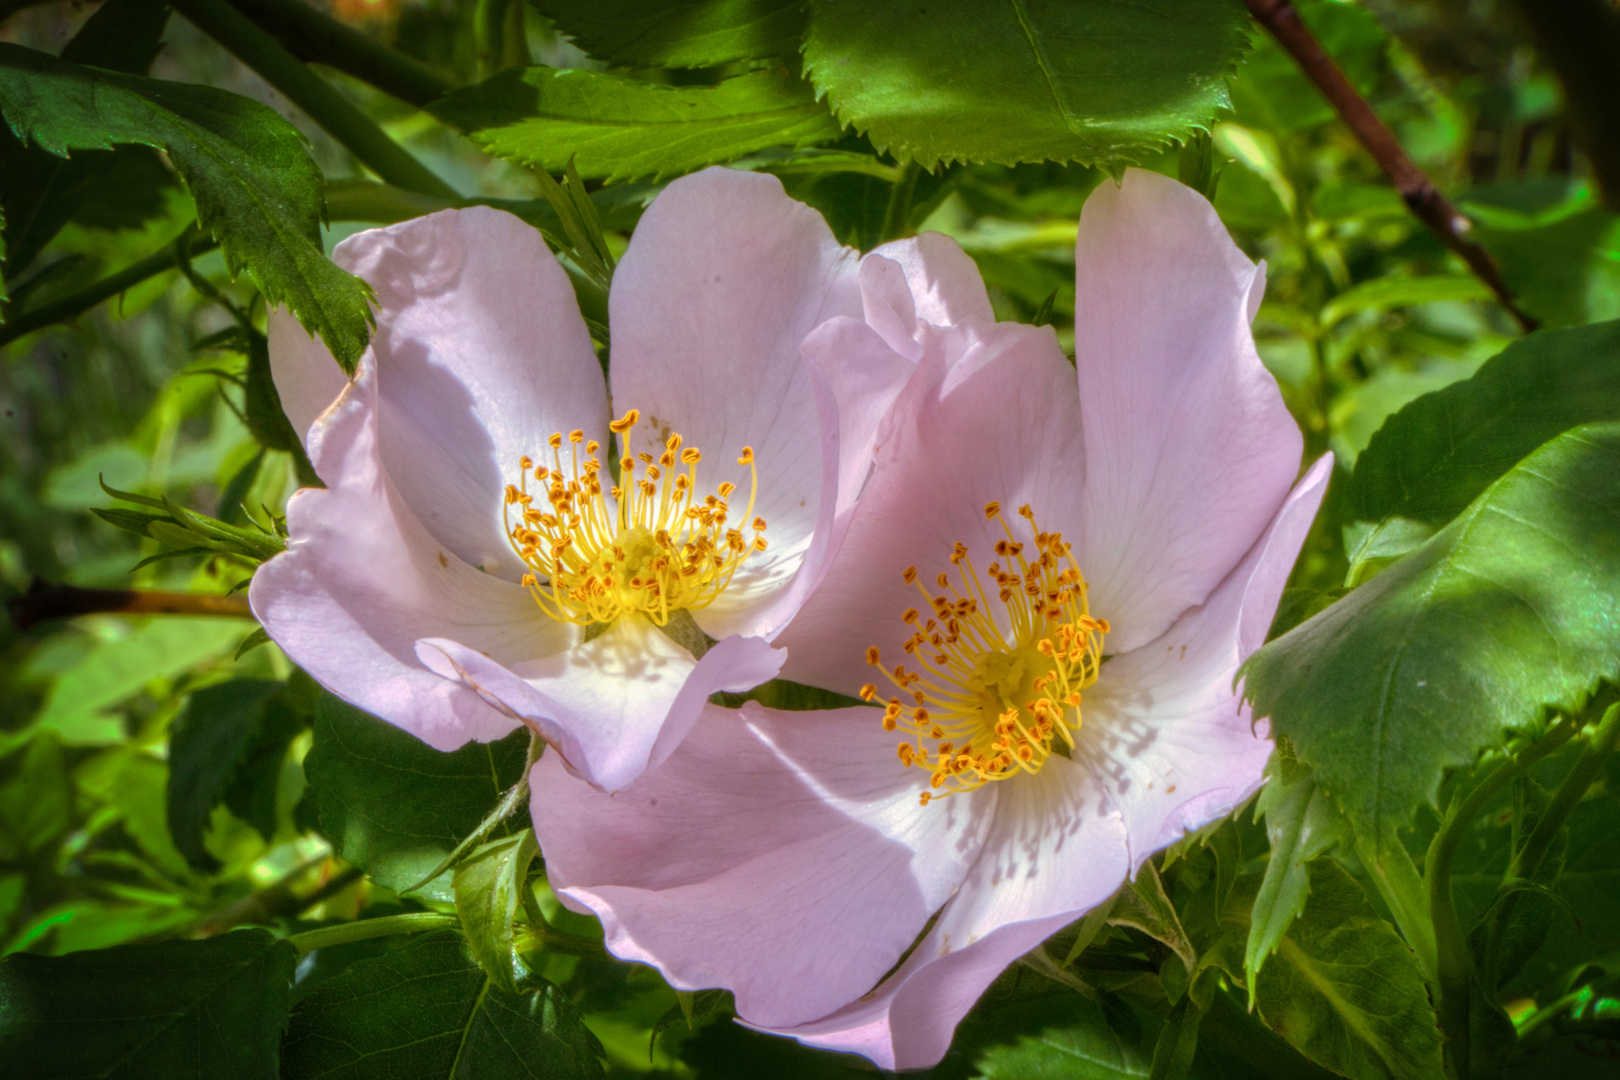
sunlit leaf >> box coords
[1247,423,1620,843]
[429,65,841,182]
[802,0,1250,168]
[1344,320,1620,543]
[454,830,538,993]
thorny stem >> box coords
[1482,699,1620,989]
[1425,717,1577,1078]
[7,579,252,632]
[169,0,458,200]
[1243,0,1539,332]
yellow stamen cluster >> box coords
[503,409,767,627]
[861,503,1108,805]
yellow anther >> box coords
[737,446,755,465]
[503,410,765,631]
[865,506,1105,804]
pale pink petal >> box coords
[765,760,1130,1070]
[267,308,349,447]
[800,316,916,522]
[869,232,995,328]
[607,168,862,638]
[778,321,1082,697]
[250,359,573,751]
[531,702,993,1028]
[333,207,607,581]
[418,620,784,793]
[1073,169,1302,653]
[857,254,923,360]
[1081,454,1332,868]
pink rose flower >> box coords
[250,167,988,792]
[529,169,1332,1067]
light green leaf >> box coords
[1318,274,1493,330]
[27,617,249,747]
[429,65,840,183]
[1344,320,1620,534]
[1246,423,1620,844]
[455,830,538,993]
[282,930,605,1080]
[532,0,806,68]
[0,43,373,371]
[0,929,295,1079]
[1247,747,1349,981]
[802,0,1250,168]
[1254,861,1444,1080]
[299,693,530,902]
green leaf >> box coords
[1318,274,1493,331]
[1254,861,1443,1080]
[167,677,307,871]
[801,0,1250,168]
[281,930,605,1080]
[533,0,807,68]
[429,65,841,183]
[1247,748,1349,981]
[299,693,530,902]
[26,617,250,746]
[1246,424,1620,843]
[455,830,539,993]
[1465,185,1620,331]
[1107,862,1196,978]
[0,43,374,371]
[1344,320,1620,543]
[1148,997,1201,1080]
[0,0,170,284]
[967,991,1152,1079]
[0,929,296,1079]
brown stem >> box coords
[1244,0,1539,333]
[6,578,252,632]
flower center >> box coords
[503,409,768,628]
[861,502,1108,805]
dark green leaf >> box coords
[802,0,1250,168]
[167,677,285,870]
[965,990,1152,1079]
[1246,424,1620,842]
[1148,997,1201,1080]
[429,65,841,183]
[1254,861,1444,1080]
[533,0,806,68]
[1465,186,1620,331]
[300,693,529,901]
[1344,320,1620,547]
[454,829,538,993]
[0,0,170,285]
[0,43,374,370]
[0,929,296,1080]
[282,930,605,1080]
